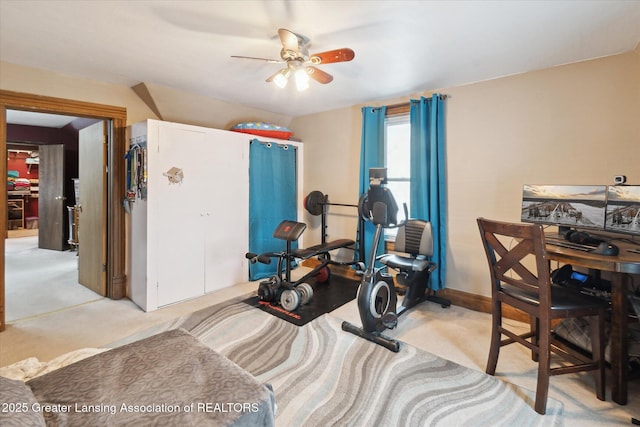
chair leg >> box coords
[531,315,539,362]
[486,303,501,375]
[589,313,606,401]
[534,327,550,415]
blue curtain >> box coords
[358,106,386,263]
[249,139,297,280]
[409,94,447,290]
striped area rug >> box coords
[115,298,564,426]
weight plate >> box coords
[280,289,301,311]
[316,266,330,283]
[298,282,314,304]
[304,190,325,216]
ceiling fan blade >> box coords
[306,66,333,84]
[309,48,355,64]
[265,70,281,83]
[278,28,300,54]
[231,55,283,64]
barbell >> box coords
[304,190,358,216]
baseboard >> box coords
[303,259,529,323]
[432,288,528,323]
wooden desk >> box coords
[545,235,640,405]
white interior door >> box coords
[155,125,207,307]
[203,134,248,293]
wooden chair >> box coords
[477,218,608,414]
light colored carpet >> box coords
[109,297,563,426]
[1,272,638,425]
[4,236,103,322]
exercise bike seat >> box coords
[292,239,355,259]
[378,219,436,273]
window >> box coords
[384,114,410,236]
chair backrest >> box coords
[394,219,433,257]
[476,218,552,305]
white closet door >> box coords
[203,133,248,293]
[155,125,208,307]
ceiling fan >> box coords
[231,28,355,91]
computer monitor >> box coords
[521,184,607,231]
[605,185,640,236]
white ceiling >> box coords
[1,0,639,119]
[5,110,78,128]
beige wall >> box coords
[2,50,638,298]
[0,62,291,129]
[0,61,158,124]
[291,50,640,296]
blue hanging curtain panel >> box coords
[358,106,387,263]
[249,139,297,280]
[409,94,447,291]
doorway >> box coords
[5,114,106,321]
[4,235,102,322]
[0,90,127,331]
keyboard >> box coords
[546,237,594,252]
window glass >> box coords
[384,115,410,236]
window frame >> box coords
[383,111,411,238]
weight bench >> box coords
[246,220,355,311]
[248,220,355,284]
[292,239,355,260]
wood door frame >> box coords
[0,90,127,331]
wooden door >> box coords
[38,144,66,250]
[78,121,106,295]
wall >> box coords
[291,50,640,297]
[0,61,158,125]
[0,62,294,130]
[2,50,638,300]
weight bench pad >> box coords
[292,239,355,259]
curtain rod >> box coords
[386,94,449,117]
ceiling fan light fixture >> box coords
[273,69,290,88]
[295,68,309,91]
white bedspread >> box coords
[0,348,106,381]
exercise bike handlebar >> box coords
[366,202,409,230]
[390,203,409,229]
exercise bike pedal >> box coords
[381,312,398,329]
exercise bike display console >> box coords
[342,168,445,352]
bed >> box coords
[1,329,275,426]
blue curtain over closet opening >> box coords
[249,139,297,280]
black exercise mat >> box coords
[242,275,359,326]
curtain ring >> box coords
[266,142,272,148]
[282,145,289,150]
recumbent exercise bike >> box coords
[342,168,447,352]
